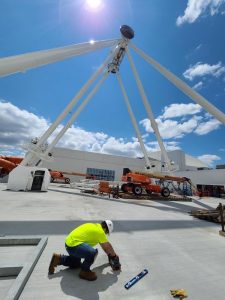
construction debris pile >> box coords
[119,192,191,201]
[189,204,225,223]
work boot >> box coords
[79,270,97,281]
[48,253,61,275]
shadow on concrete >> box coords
[192,199,216,210]
[48,263,120,300]
[47,187,187,214]
[150,200,212,213]
[0,218,219,236]
[151,198,218,214]
[49,187,221,216]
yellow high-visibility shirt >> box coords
[65,223,108,247]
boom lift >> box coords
[50,171,95,183]
[0,25,224,191]
[121,168,196,197]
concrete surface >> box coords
[0,237,47,300]
[0,277,16,300]
[0,182,225,299]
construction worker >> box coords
[48,220,120,281]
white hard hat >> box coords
[105,220,113,235]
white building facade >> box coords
[42,147,225,197]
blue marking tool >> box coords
[124,269,148,289]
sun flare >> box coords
[85,0,103,11]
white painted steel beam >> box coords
[0,39,119,77]
[117,72,151,169]
[126,47,172,172]
[21,46,118,166]
[44,71,109,156]
[131,43,225,126]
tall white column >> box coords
[117,72,151,169]
[126,47,172,171]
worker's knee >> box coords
[86,248,98,263]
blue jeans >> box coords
[60,243,98,271]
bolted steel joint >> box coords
[108,46,126,74]
[108,25,134,74]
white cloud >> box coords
[193,81,203,90]
[100,137,143,157]
[140,101,221,139]
[195,44,202,51]
[0,100,222,162]
[147,141,181,151]
[176,0,225,26]
[194,118,221,135]
[197,154,221,166]
[183,62,225,81]
[0,100,147,159]
[52,123,110,152]
[140,116,201,139]
[0,101,49,149]
[161,103,202,119]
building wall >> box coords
[43,147,157,181]
[166,150,186,171]
[42,147,224,188]
[148,150,208,171]
[185,154,209,170]
[175,169,225,186]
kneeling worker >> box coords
[48,220,121,281]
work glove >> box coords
[108,254,121,271]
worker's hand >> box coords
[108,254,121,271]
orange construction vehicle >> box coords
[49,171,95,184]
[0,156,91,184]
[0,156,23,176]
[121,168,195,197]
[49,170,70,184]
[121,168,170,197]
[0,156,71,183]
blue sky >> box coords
[0,0,225,167]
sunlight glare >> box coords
[86,0,103,11]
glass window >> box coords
[86,168,115,181]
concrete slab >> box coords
[0,235,47,300]
[1,183,225,299]
[0,277,16,300]
[0,267,21,277]
[0,246,33,267]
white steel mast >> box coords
[126,48,172,171]
[131,44,225,126]
[0,39,119,77]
